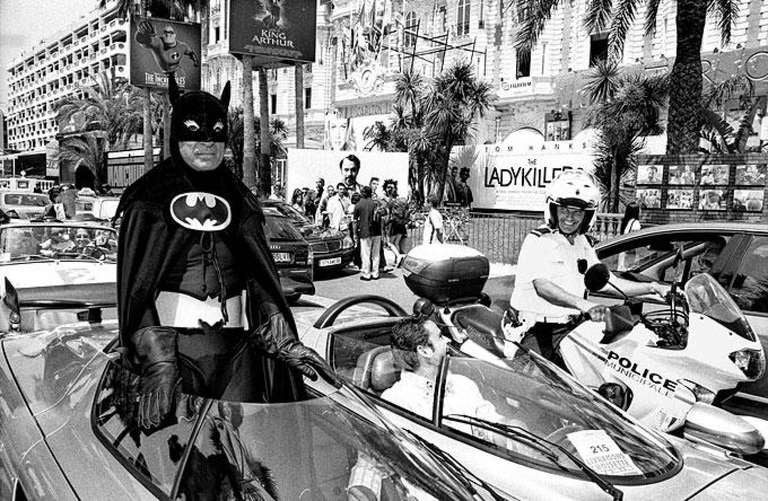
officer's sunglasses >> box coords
[557,206,585,219]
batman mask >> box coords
[168,76,230,169]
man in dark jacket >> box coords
[115,78,333,430]
[352,186,381,280]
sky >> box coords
[0,0,98,109]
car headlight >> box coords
[678,379,716,405]
[342,236,354,249]
[729,349,766,380]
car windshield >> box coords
[684,273,755,340]
[440,355,680,481]
[263,210,304,241]
[3,193,48,206]
[271,202,311,226]
[170,380,473,500]
[0,224,118,262]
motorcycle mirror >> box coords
[584,264,611,292]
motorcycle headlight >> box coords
[678,379,716,405]
[342,236,354,249]
[729,349,766,380]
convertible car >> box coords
[293,295,768,500]
[0,287,489,501]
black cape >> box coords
[116,157,304,401]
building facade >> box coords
[218,0,768,150]
[4,3,128,153]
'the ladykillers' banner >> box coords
[451,143,595,211]
[229,0,316,66]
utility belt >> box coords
[155,291,244,329]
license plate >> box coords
[272,252,292,263]
[319,257,342,267]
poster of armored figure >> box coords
[229,0,317,66]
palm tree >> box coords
[227,107,287,179]
[516,0,738,155]
[584,64,668,211]
[423,63,493,202]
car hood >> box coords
[1,261,116,289]
[663,437,768,498]
[298,224,343,241]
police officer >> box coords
[510,170,666,365]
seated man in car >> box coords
[40,228,76,256]
[384,316,504,430]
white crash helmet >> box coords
[545,169,600,233]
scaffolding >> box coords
[379,18,488,78]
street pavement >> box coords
[310,265,515,312]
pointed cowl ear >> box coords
[169,73,181,106]
[220,82,231,110]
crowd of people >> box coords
[271,154,417,277]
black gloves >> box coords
[260,313,340,386]
[129,326,181,429]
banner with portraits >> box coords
[285,149,409,200]
[451,143,595,211]
[636,155,768,215]
[129,17,201,90]
[229,0,316,66]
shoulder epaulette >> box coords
[530,225,553,237]
[585,234,599,246]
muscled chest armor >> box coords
[161,233,243,300]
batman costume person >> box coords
[115,78,334,429]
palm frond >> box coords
[607,0,639,63]
[643,0,661,37]
[514,0,564,52]
[584,0,614,33]
[710,0,738,46]
[583,59,621,103]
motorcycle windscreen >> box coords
[440,356,682,483]
[685,273,756,341]
[172,381,475,500]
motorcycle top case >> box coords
[402,244,490,304]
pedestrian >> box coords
[456,167,474,208]
[327,183,350,231]
[353,186,382,280]
[113,79,333,430]
[620,202,641,235]
[422,195,444,245]
[348,192,362,269]
[315,184,335,227]
[290,188,305,213]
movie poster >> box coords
[452,144,595,211]
[130,17,201,90]
[229,0,316,66]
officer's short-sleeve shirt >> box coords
[510,227,599,323]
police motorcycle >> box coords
[401,243,768,461]
[551,259,768,459]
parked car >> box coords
[293,295,768,500]
[262,206,315,303]
[0,190,50,219]
[262,200,355,272]
[594,222,768,405]
[76,195,121,221]
[0,291,483,500]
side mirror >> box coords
[584,263,610,292]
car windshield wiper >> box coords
[8,254,54,262]
[400,429,510,501]
[443,414,623,501]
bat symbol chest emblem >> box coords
[170,192,232,231]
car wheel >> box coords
[286,294,301,305]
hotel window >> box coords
[516,47,531,78]
[271,94,277,114]
[305,87,312,109]
[589,33,609,66]
[456,0,470,37]
[404,12,417,48]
